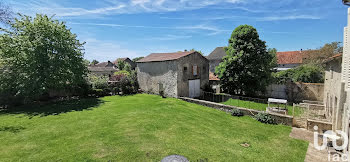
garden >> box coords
[0,94,308,161]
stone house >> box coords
[114,57,136,70]
[206,47,226,73]
[136,51,209,98]
[88,61,118,77]
[323,54,345,131]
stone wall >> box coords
[180,97,294,126]
[137,61,178,98]
[323,57,346,131]
[307,119,332,133]
[265,82,324,103]
[177,53,209,97]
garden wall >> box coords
[265,82,324,103]
[307,119,332,133]
[180,97,293,126]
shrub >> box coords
[272,64,324,84]
[231,109,244,117]
[87,74,109,89]
[114,70,130,76]
[91,89,110,97]
[111,70,139,95]
[254,112,276,124]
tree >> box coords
[132,57,144,62]
[215,25,274,96]
[0,14,87,103]
[303,42,343,65]
[116,59,131,72]
[268,48,278,69]
[0,1,12,25]
[117,59,126,70]
[91,59,99,65]
[189,48,204,55]
[83,59,90,66]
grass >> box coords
[221,98,303,116]
[0,94,308,161]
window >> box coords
[192,65,198,76]
[184,66,187,72]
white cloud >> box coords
[146,34,192,40]
[10,0,246,17]
[258,15,321,21]
[83,38,142,61]
[69,22,229,35]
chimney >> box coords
[300,49,303,53]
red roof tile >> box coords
[277,51,303,64]
[137,51,194,63]
[323,53,342,63]
[209,72,220,81]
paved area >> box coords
[290,127,341,162]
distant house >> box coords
[276,50,303,71]
[209,72,220,93]
[88,61,118,76]
[206,47,226,73]
[136,51,209,98]
[114,57,136,70]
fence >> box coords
[198,91,330,129]
[200,91,299,116]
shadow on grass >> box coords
[0,98,105,118]
[0,126,25,133]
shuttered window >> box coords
[192,65,198,76]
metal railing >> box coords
[200,91,269,111]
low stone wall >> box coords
[307,119,332,133]
[180,97,293,126]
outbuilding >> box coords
[136,51,209,98]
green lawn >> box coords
[0,94,308,161]
[221,98,303,116]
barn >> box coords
[136,51,209,98]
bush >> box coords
[254,112,276,124]
[87,74,109,89]
[114,70,130,76]
[91,89,110,97]
[111,70,139,95]
[231,109,244,117]
[273,64,324,84]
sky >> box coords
[6,0,350,61]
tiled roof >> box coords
[91,61,115,67]
[88,66,118,72]
[137,51,195,63]
[323,53,342,63]
[277,51,303,64]
[209,72,220,81]
[206,47,226,60]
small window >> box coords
[184,66,187,71]
[193,65,198,76]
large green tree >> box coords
[216,25,274,96]
[0,14,87,103]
